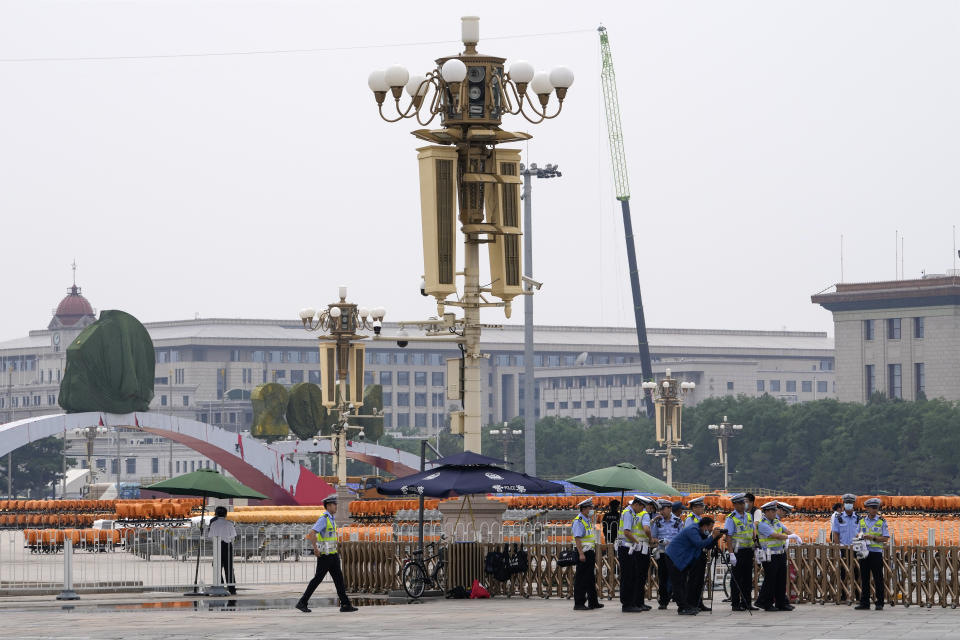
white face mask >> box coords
[587,509,595,517]
[844,503,854,512]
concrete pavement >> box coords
[0,585,954,640]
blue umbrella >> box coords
[377,463,563,498]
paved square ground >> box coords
[0,585,955,640]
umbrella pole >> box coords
[185,495,207,596]
[418,440,426,558]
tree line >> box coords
[381,395,960,495]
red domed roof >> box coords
[53,285,95,327]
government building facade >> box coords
[4,282,836,433]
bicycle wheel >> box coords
[403,561,427,599]
[434,562,447,592]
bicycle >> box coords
[401,539,447,599]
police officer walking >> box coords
[855,498,889,611]
[295,494,358,613]
[572,497,603,611]
[615,496,646,612]
[755,501,796,611]
[683,496,710,611]
[651,499,683,610]
[724,493,758,611]
[831,493,860,603]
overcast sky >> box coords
[1,1,958,341]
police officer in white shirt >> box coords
[572,497,603,611]
[206,506,237,595]
[296,494,358,613]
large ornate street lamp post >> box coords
[708,416,743,492]
[642,369,695,486]
[368,16,573,453]
[299,286,384,485]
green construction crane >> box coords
[598,26,654,418]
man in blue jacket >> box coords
[665,516,725,616]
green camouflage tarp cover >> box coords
[58,310,155,413]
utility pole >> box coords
[708,416,743,492]
[521,162,561,476]
[168,368,173,478]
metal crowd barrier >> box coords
[338,539,960,607]
[0,525,316,595]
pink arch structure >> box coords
[0,412,420,505]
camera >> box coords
[522,275,543,291]
[397,339,408,348]
[373,320,382,335]
[396,327,409,348]
[419,276,427,297]
[357,430,365,441]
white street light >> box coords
[440,58,467,83]
[405,74,428,97]
[530,71,553,96]
[384,65,410,89]
[508,60,535,84]
[367,70,389,92]
[461,15,480,45]
[329,307,342,318]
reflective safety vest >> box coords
[728,511,755,549]
[316,514,338,555]
[686,513,702,526]
[758,517,784,550]
[859,516,886,551]
[618,507,649,541]
[574,514,596,548]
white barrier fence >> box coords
[0,525,317,595]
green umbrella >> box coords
[567,462,678,502]
[145,469,267,595]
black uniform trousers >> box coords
[574,549,599,608]
[858,552,885,606]
[730,548,755,608]
[299,553,352,607]
[756,552,788,609]
[617,545,636,608]
[687,551,707,607]
[669,560,693,611]
[218,541,237,595]
[656,554,674,606]
[635,551,651,607]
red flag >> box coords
[134,414,140,427]
[98,415,104,426]
[236,433,245,460]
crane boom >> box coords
[599,27,631,201]
[598,26,655,418]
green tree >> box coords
[0,437,69,498]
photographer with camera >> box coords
[682,497,710,611]
[665,517,725,615]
